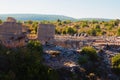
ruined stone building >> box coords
[0,17,56,47]
[37,24,55,44]
[6,17,17,22]
[0,17,26,47]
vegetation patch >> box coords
[0,40,59,80]
[112,54,120,74]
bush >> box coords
[78,56,88,64]
[0,41,59,80]
[111,54,120,74]
[90,29,97,36]
[27,40,43,53]
[80,46,98,61]
[117,28,120,36]
[66,27,77,35]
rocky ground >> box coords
[42,44,120,80]
[43,45,80,69]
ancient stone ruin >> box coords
[37,24,55,44]
[6,17,17,22]
[0,17,26,47]
[0,17,56,47]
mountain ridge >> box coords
[0,14,77,21]
[0,14,113,21]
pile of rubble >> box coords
[43,45,80,69]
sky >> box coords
[0,0,120,19]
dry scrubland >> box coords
[0,19,120,80]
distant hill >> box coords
[0,14,77,21]
[78,18,112,22]
[0,14,113,21]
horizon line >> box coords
[0,13,118,20]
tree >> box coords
[114,19,120,26]
[79,20,89,29]
[95,24,101,32]
[62,27,67,34]
[90,28,97,36]
[55,26,62,34]
[57,19,61,22]
[63,20,71,24]
[66,27,77,35]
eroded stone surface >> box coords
[43,45,80,69]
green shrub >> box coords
[80,46,98,61]
[111,54,120,74]
[78,56,88,64]
[27,40,43,53]
[90,29,97,36]
[0,41,59,80]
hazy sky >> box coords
[0,0,120,19]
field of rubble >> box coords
[42,41,120,80]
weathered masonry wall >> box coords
[37,24,55,44]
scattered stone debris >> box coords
[43,45,80,69]
[42,43,120,79]
[64,61,77,67]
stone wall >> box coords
[37,24,55,44]
[6,17,16,22]
[0,22,23,41]
[54,39,83,49]
[0,17,26,47]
